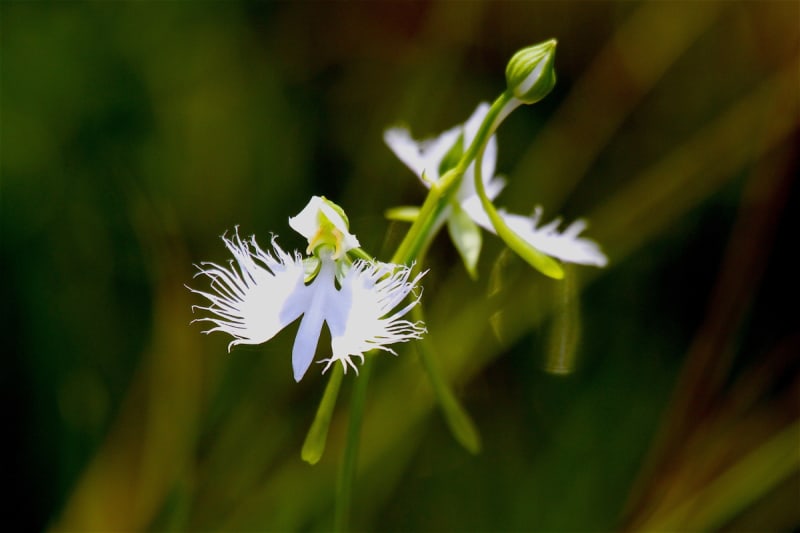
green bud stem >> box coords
[335,353,372,533]
[391,92,518,265]
[472,111,565,280]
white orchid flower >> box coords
[384,103,607,270]
[384,102,507,207]
[189,196,426,382]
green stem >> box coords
[390,184,448,265]
[472,107,565,280]
[391,92,515,266]
[453,91,516,183]
[333,90,517,531]
[334,356,372,532]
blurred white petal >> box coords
[386,104,607,270]
[385,103,504,206]
[501,210,608,267]
[384,125,461,184]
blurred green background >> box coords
[3,1,798,531]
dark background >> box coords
[3,1,798,531]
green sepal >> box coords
[317,195,351,230]
[446,201,482,280]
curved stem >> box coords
[472,115,564,280]
[391,92,515,266]
[334,355,372,532]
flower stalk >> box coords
[389,91,515,267]
[335,355,372,533]
[472,134,566,279]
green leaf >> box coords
[385,206,421,223]
[439,386,482,454]
[301,365,344,465]
[412,305,482,455]
[446,201,482,279]
[545,264,580,374]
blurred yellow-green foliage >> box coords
[3,1,798,531]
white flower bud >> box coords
[505,39,557,104]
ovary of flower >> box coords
[190,230,425,382]
[385,102,608,268]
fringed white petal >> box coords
[189,230,309,350]
[501,209,609,267]
[319,261,426,375]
